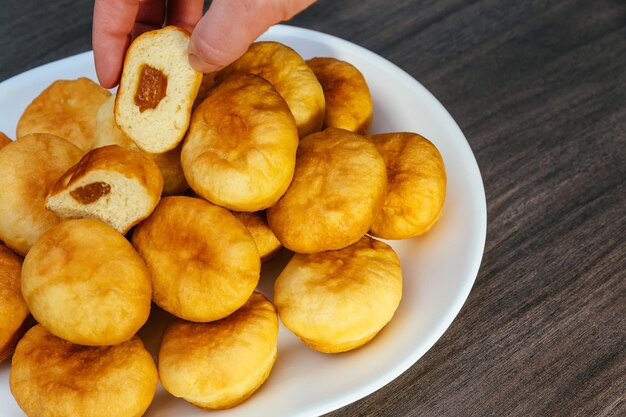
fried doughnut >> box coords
[369,132,446,239]
[0,131,11,149]
[21,219,152,345]
[232,211,282,261]
[217,41,325,137]
[267,127,387,254]
[307,57,373,134]
[274,235,402,353]
[0,242,29,362]
[158,292,278,409]
[115,26,203,153]
[46,145,164,234]
[10,325,157,417]
[181,74,298,211]
[16,77,111,151]
[131,196,260,322]
[0,133,83,255]
[94,94,189,195]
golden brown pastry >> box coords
[10,325,158,417]
[21,218,152,346]
[274,235,402,353]
[158,292,278,409]
[94,94,189,195]
[0,242,29,362]
[217,41,325,137]
[368,132,446,239]
[182,74,298,211]
[0,133,83,255]
[46,145,164,234]
[132,196,260,322]
[115,26,203,154]
[16,77,111,151]
[0,131,12,149]
[267,127,387,254]
[307,57,373,134]
[232,211,282,261]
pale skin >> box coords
[92,0,317,88]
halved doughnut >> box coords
[216,41,325,137]
[232,211,282,261]
[16,77,111,151]
[21,219,152,346]
[94,94,188,195]
[274,235,402,353]
[131,196,260,322]
[307,57,373,134]
[182,73,298,211]
[368,132,446,239]
[46,144,164,234]
[0,133,83,255]
[0,242,29,362]
[10,325,157,417]
[115,26,203,153]
[267,128,387,254]
[158,292,278,409]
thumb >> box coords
[188,0,316,73]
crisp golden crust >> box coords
[115,26,203,154]
[16,78,111,151]
[0,242,28,362]
[267,128,387,254]
[158,292,279,409]
[274,236,402,353]
[217,41,325,137]
[307,57,373,134]
[0,133,84,255]
[368,132,446,239]
[21,219,152,345]
[182,74,298,211]
[0,131,12,149]
[10,325,158,417]
[132,196,260,322]
[232,211,282,261]
[94,94,189,195]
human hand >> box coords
[93,0,316,89]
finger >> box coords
[132,0,167,39]
[188,0,317,73]
[93,0,141,88]
[166,0,204,34]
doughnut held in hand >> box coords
[274,235,402,353]
[182,74,298,211]
[21,219,152,346]
[368,132,446,239]
[158,292,279,409]
[46,144,164,234]
[115,26,203,154]
[10,325,157,417]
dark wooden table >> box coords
[1,0,624,416]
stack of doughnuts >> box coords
[1,24,448,416]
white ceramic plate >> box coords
[0,24,486,417]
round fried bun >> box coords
[21,219,152,345]
[16,77,111,151]
[274,235,402,353]
[369,132,446,239]
[182,74,298,211]
[158,292,279,409]
[10,325,157,417]
[233,211,282,261]
[0,133,83,255]
[132,196,260,322]
[0,131,12,149]
[0,242,29,362]
[267,128,387,254]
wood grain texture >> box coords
[1,1,624,416]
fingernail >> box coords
[188,52,221,74]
